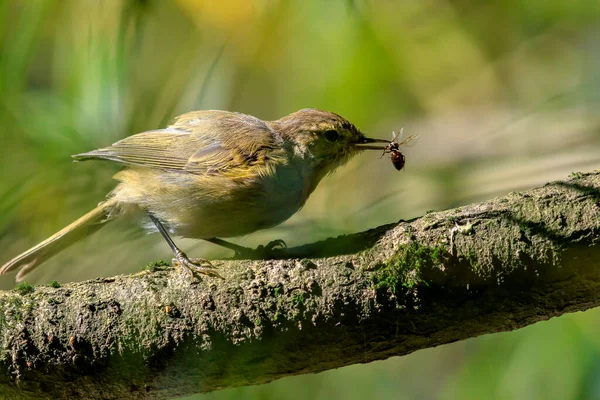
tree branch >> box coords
[1,171,600,399]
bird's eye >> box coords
[323,130,339,142]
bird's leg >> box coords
[147,213,222,278]
[206,238,287,259]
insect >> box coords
[380,128,418,171]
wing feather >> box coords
[72,111,284,176]
[72,129,199,170]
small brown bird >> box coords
[1,109,391,281]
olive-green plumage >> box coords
[1,109,389,281]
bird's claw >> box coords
[172,252,223,279]
[234,239,287,259]
[260,239,287,252]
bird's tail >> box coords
[0,198,118,282]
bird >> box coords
[0,108,391,281]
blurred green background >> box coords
[1,0,600,399]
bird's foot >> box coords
[171,251,223,279]
[234,239,288,259]
[257,239,287,253]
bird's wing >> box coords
[72,129,199,170]
[72,111,283,176]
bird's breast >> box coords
[113,156,319,239]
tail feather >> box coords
[1,199,117,281]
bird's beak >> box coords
[353,136,391,150]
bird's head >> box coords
[271,108,389,174]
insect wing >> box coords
[398,134,419,147]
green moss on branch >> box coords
[1,172,600,399]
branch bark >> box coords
[1,172,600,399]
